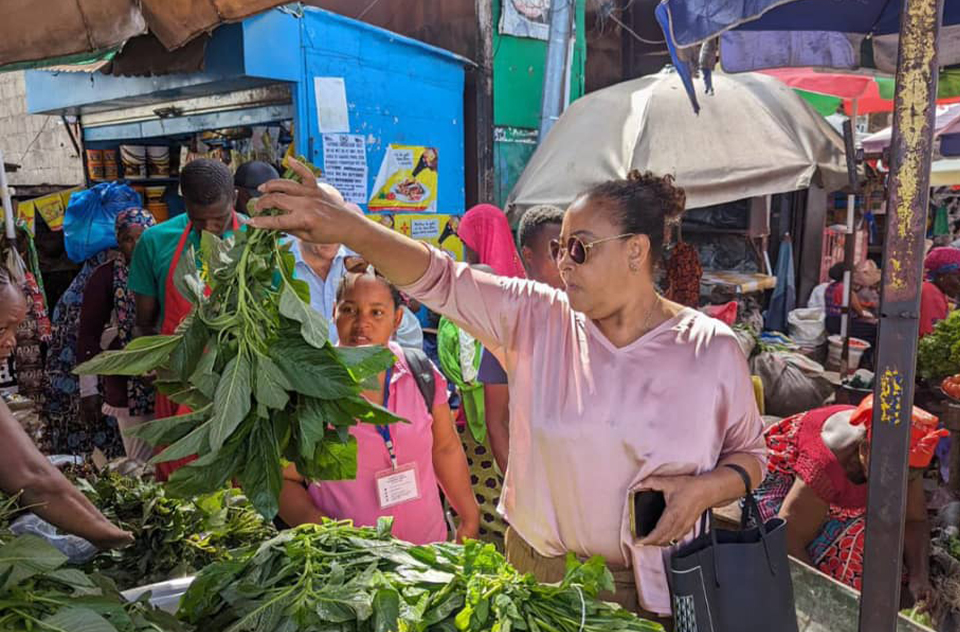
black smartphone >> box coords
[630,490,666,539]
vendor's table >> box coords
[700,269,777,294]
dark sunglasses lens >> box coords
[569,238,586,264]
[549,240,562,261]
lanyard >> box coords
[376,367,398,469]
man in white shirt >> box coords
[289,201,365,344]
[289,240,354,344]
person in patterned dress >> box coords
[76,208,157,462]
[754,397,943,603]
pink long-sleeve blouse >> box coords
[400,247,767,614]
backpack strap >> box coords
[402,347,437,413]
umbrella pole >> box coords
[0,149,13,241]
[840,102,860,380]
[858,0,944,630]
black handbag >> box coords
[668,464,798,632]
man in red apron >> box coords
[128,158,243,479]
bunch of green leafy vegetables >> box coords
[918,310,960,381]
[0,492,184,632]
[75,159,399,520]
[178,518,664,632]
[69,470,275,590]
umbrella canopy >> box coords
[762,68,960,115]
[931,158,960,186]
[506,69,849,217]
[654,0,960,111]
[0,0,289,70]
[861,103,960,153]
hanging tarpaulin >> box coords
[499,0,550,40]
[0,48,119,73]
[368,145,439,213]
[0,1,290,69]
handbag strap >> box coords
[724,463,778,576]
[724,463,767,536]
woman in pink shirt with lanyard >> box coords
[279,269,479,545]
[253,162,767,628]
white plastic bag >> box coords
[788,307,827,347]
[9,513,99,563]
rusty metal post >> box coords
[858,0,943,630]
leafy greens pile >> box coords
[918,311,960,381]
[0,493,183,632]
[75,160,398,520]
[71,470,275,590]
[178,518,664,632]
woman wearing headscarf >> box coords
[456,205,524,516]
[75,208,157,462]
[43,250,119,456]
[920,247,960,337]
[754,396,944,602]
[457,204,526,278]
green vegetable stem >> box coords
[75,158,400,520]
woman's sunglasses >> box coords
[549,233,635,265]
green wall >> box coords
[491,0,586,208]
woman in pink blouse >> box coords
[253,162,767,627]
[278,270,479,545]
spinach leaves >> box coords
[75,161,398,520]
[0,493,184,632]
[73,471,275,591]
[178,519,665,632]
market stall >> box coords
[24,7,470,255]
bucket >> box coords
[827,335,870,371]
[120,145,147,179]
[86,149,104,180]
[102,149,118,179]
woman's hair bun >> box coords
[582,170,687,262]
[625,170,686,220]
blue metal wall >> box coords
[295,9,467,214]
[25,7,467,215]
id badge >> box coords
[375,463,420,509]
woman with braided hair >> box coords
[249,162,767,627]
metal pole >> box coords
[0,149,14,241]
[538,0,572,142]
[474,0,495,206]
[840,113,859,378]
[858,0,944,629]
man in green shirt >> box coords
[129,158,240,333]
[129,158,242,423]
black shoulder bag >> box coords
[669,463,798,632]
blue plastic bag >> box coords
[63,182,142,263]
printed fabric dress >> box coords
[753,408,868,589]
[42,250,125,458]
[14,271,52,442]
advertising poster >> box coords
[321,134,368,205]
[17,187,81,233]
[368,145,439,213]
[368,213,463,261]
[499,0,550,40]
